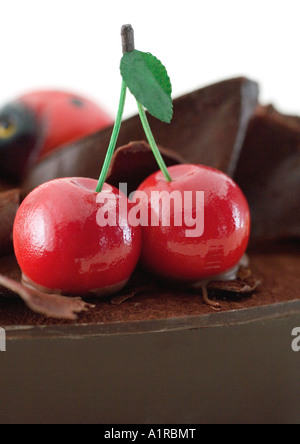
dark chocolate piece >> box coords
[0,189,20,256]
[144,77,258,176]
[234,106,300,240]
[23,77,258,194]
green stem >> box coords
[95,80,127,193]
[136,101,172,182]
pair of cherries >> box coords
[13,164,250,296]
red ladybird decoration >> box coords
[0,90,113,182]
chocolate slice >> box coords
[0,189,20,256]
[22,77,259,194]
[234,106,300,240]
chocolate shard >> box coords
[143,77,259,177]
[0,189,20,256]
[234,105,300,240]
[22,77,259,194]
[106,141,184,194]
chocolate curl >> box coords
[0,274,95,320]
[207,268,260,293]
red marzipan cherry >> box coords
[13,178,141,296]
[136,164,251,281]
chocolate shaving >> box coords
[187,266,260,310]
[111,270,158,305]
[0,189,20,256]
[207,268,260,293]
[201,285,221,311]
[188,265,260,300]
[22,77,258,194]
[111,292,137,305]
[0,274,95,320]
[235,105,300,240]
[110,282,158,305]
[107,141,184,194]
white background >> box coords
[0,0,299,119]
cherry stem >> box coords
[122,24,172,183]
[137,101,172,182]
[95,26,134,193]
[95,79,127,193]
[121,24,135,54]
[95,24,172,192]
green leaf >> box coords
[120,50,173,123]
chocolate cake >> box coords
[0,77,299,424]
[1,76,299,318]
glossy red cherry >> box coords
[136,164,251,281]
[13,178,141,295]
